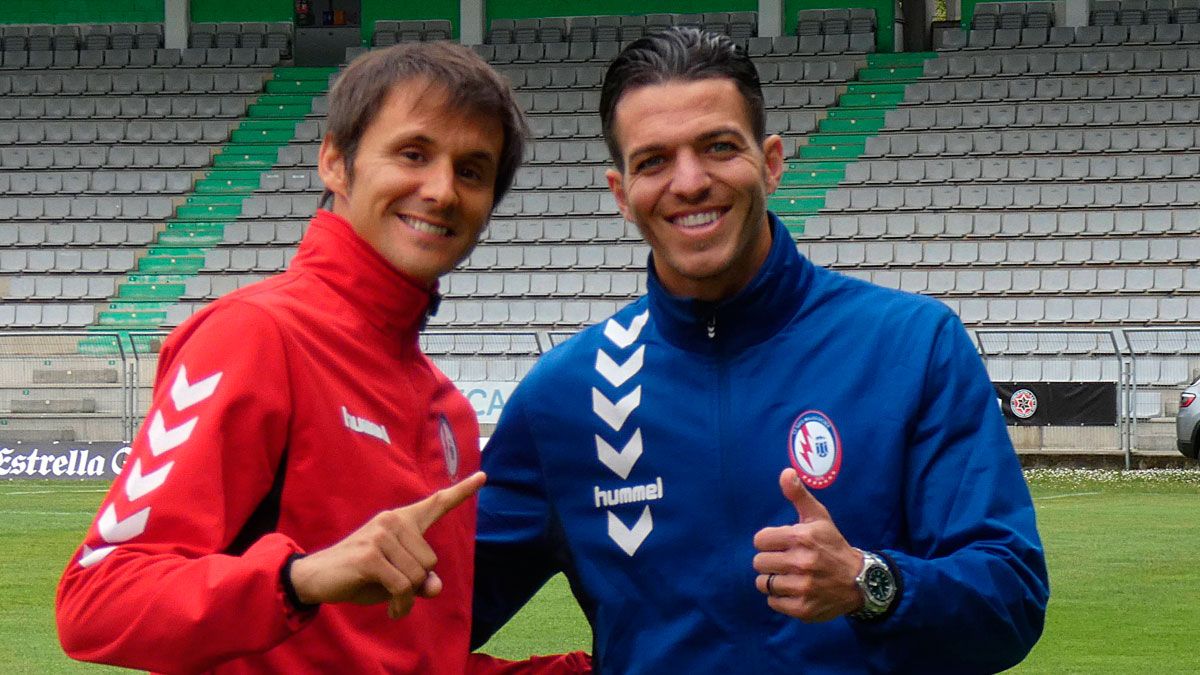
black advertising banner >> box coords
[994,382,1118,426]
[0,442,130,480]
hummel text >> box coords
[342,406,391,444]
[593,476,664,509]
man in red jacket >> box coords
[56,41,587,674]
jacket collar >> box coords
[646,212,811,354]
[289,209,438,344]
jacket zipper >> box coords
[709,316,753,666]
[707,308,762,668]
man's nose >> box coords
[668,150,712,200]
[420,159,458,209]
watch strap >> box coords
[848,550,902,622]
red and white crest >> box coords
[1010,389,1038,419]
[788,410,842,490]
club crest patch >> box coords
[437,414,459,480]
[788,410,842,489]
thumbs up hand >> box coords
[288,471,486,619]
[752,468,863,622]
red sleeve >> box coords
[56,300,309,672]
[468,652,593,675]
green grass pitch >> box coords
[2,470,1198,673]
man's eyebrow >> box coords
[627,143,667,162]
[394,133,435,146]
[694,127,747,142]
[462,148,499,164]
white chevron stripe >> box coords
[170,365,223,411]
[603,310,649,349]
[596,430,643,480]
[97,503,151,543]
[148,410,197,457]
[607,506,653,556]
[124,458,174,502]
[595,346,645,388]
[592,386,641,432]
[79,545,117,568]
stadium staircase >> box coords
[79,66,337,355]
[771,52,931,235]
[0,12,1196,454]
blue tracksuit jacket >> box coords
[474,213,1049,674]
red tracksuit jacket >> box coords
[56,211,584,674]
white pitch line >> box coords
[6,510,93,516]
[1034,491,1102,501]
[2,489,110,496]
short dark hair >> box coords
[599,27,765,171]
[322,41,527,206]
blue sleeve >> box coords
[855,314,1049,673]
[471,383,564,649]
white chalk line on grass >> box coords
[5,510,93,516]
[1034,491,1102,501]
[2,489,109,496]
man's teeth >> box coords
[675,211,722,228]
[404,216,451,237]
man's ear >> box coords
[605,168,633,222]
[317,136,350,207]
[761,134,785,196]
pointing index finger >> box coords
[412,471,487,532]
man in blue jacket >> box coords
[473,27,1048,674]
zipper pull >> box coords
[706,315,716,339]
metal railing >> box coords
[974,327,1200,469]
[2,327,1196,466]
[0,330,137,442]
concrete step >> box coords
[0,425,76,442]
[8,398,97,414]
[1135,418,1179,452]
[32,368,120,384]
[1018,448,1193,470]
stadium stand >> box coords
[0,9,1197,448]
[371,20,454,47]
[0,24,309,356]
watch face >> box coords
[865,566,894,604]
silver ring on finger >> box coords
[766,573,778,596]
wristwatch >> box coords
[848,549,898,621]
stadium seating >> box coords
[0,8,1198,449]
[2,13,1197,331]
[371,20,453,47]
[0,20,304,379]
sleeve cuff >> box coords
[280,552,320,616]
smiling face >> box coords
[606,78,784,302]
[318,79,504,287]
